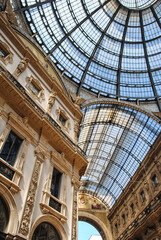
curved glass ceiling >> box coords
[78,103,161,207]
[17,0,161,102]
[118,0,158,10]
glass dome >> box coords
[17,0,161,103]
[118,0,158,10]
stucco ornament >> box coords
[13,57,29,78]
[69,90,85,107]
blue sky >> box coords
[78,221,101,240]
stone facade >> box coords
[0,12,87,240]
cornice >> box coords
[0,12,83,120]
[0,69,87,175]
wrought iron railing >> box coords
[0,66,86,157]
[49,197,61,212]
[0,160,15,180]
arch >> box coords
[31,222,60,240]
[0,182,19,234]
[82,98,160,122]
[79,211,113,240]
[29,215,67,240]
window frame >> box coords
[0,130,23,167]
[0,40,13,65]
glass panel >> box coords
[0,48,8,58]
[50,168,62,198]
[79,103,161,207]
[20,0,161,100]
[0,131,22,166]
[29,82,40,95]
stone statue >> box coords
[13,57,29,78]
[69,90,85,107]
[47,91,57,113]
[5,0,18,25]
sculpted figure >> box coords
[13,57,29,78]
[69,90,85,107]
[47,91,57,113]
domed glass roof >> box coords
[17,0,161,103]
[118,0,158,10]
[78,103,161,207]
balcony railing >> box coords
[117,191,161,240]
[0,160,15,180]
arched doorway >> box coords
[32,222,60,240]
[0,196,9,232]
[78,220,102,240]
[79,216,106,240]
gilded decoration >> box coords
[0,40,13,65]
[13,57,29,78]
[25,76,45,102]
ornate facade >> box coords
[0,1,161,240]
[0,11,87,240]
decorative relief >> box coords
[5,0,18,25]
[0,40,13,65]
[13,57,29,78]
[25,76,45,102]
[69,90,85,108]
[19,146,46,236]
[72,187,78,240]
[47,91,57,113]
[74,118,80,143]
[0,124,10,150]
[154,157,161,174]
[56,108,71,133]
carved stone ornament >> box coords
[154,158,161,174]
[47,91,57,113]
[56,108,71,133]
[72,187,78,240]
[19,158,41,236]
[0,40,13,65]
[19,147,46,235]
[26,76,45,102]
[5,0,18,25]
[74,118,80,143]
[69,90,85,107]
[13,57,29,78]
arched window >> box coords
[0,196,9,232]
[32,222,60,240]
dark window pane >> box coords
[50,168,62,198]
[0,48,8,58]
[59,114,66,126]
[32,222,60,240]
[0,196,9,232]
[152,174,158,187]
[0,131,22,166]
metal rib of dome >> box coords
[17,0,161,107]
[78,103,161,207]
